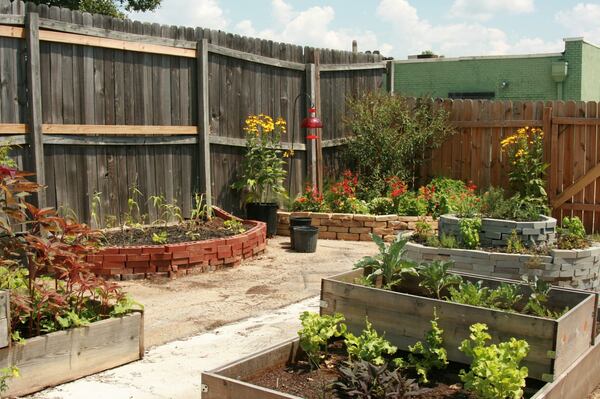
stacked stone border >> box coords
[277,211,437,242]
[405,241,600,290]
[439,214,557,247]
[88,207,267,280]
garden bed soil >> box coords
[102,218,239,246]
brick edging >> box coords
[88,207,267,280]
[277,211,437,242]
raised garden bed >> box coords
[2,312,143,397]
[405,241,600,290]
[200,335,600,399]
[320,269,597,381]
[89,208,267,280]
[277,211,436,242]
[439,214,557,247]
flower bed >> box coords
[277,211,436,241]
[89,208,267,280]
[405,241,600,290]
[439,214,557,247]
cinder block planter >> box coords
[320,269,597,381]
[90,208,267,280]
[277,211,437,242]
[438,214,557,247]
[405,241,600,290]
[2,312,144,397]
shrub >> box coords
[368,197,396,215]
[439,233,458,249]
[345,318,397,365]
[459,323,529,399]
[459,218,481,249]
[557,216,588,250]
[419,178,479,218]
[506,230,524,253]
[344,92,454,192]
[396,192,428,216]
[411,220,434,244]
[298,311,347,369]
[292,184,325,212]
[325,170,369,214]
[480,187,543,221]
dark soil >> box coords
[101,218,244,246]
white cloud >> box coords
[128,0,228,30]
[377,0,561,58]
[556,3,600,42]
[450,0,535,21]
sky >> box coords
[128,0,600,59]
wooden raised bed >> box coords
[1,312,144,397]
[200,335,600,399]
[320,269,597,381]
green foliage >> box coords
[439,233,458,249]
[396,192,428,216]
[408,310,448,383]
[448,280,490,306]
[0,366,19,394]
[151,230,168,244]
[411,220,434,244]
[298,312,347,369]
[324,171,370,214]
[354,234,418,289]
[223,219,246,234]
[124,185,145,227]
[30,0,161,18]
[191,193,212,222]
[345,318,397,365]
[459,218,481,249]
[523,276,567,318]
[459,323,529,399]
[149,195,183,227]
[421,178,480,218]
[110,295,144,317]
[232,115,288,203]
[368,197,396,215]
[0,144,16,167]
[557,216,588,250]
[292,184,325,212]
[480,187,545,222]
[334,360,424,399]
[506,230,524,253]
[344,92,455,191]
[417,260,462,299]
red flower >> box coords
[0,165,16,178]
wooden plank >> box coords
[25,12,45,206]
[0,123,26,133]
[207,43,304,71]
[552,162,600,209]
[1,313,142,397]
[0,24,24,38]
[197,38,212,208]
[583,102,597,232]
[42,124,197,135]
[318,61,386,71]
[553,116,600,126]
[452,119,543,128]
[202,373,300,399]
[0,14,25,25]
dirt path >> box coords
[120,236,376,348]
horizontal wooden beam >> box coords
[0,135,27,145]
[0,24,24,39]
[43,135,197,145]
[0,14,25,25]
[0,123,27,134]
[552,117,600,126]
[42,124,197,135]
[209,135,305,151]
[452,120,543,128]
[319,62,386,72]
[559,203,599,212]
[207,43,305,71]
[321,137,349,148]
[552,163,600,209]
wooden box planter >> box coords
[1,312,144,397]
[405,241,600,291]
[320,269,597,381]
[439,214,557,247]
[201,336,600,399]
[277,211,437,242]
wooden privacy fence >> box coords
[0,0,385,224]
[420,99,600,233]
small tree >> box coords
[30,0,161,18]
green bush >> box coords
[368,197,396,215]
[396,192,428,216]
[557,216,588,250]
[480,187,544,221]
[459,218,481,249]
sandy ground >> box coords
[121,236,376,348]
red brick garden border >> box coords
[88,208,267,280]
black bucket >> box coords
[246,202,279,237]
[292,226,319,253]
[289,217,312,249]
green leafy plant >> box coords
[506,230,524,253]
[325,170,369,214]
[231,114,288,203]
[124,185,145,227]
[0,144,16,167]
[459,323,529,399]
[557,216,588,250]
[151,231,168,244]
[396,191,428,216]
[0,366,19,394]
[411,220,434,244]
[149,195,183,227]
[110,295,144,317]
[223,219,246,234]
[368,196,396,215]
[523,276,567,318]
[345,318,397,365]
[487,283,523,311]
[459,218,481,249]
[334,360,425,399]
[298,311,347,369]
[292,184,325,212]
[407,310,448,383]
[417,260,462,299]
[354,234,418,289]
[448,280,490,306]
[191,193,212,222]
[439,233,458,249]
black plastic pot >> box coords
[289,217,312,249]
[246,202,278,237]
[292,226,319,253]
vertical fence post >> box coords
[386,60,394,94]
[543,106,556,204]
[313,50,323,193]
[25,12,46,208]
[305,63,317,189]
[197,38,212,209]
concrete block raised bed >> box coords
[320,269,597,381]
[405,241,600,290]
[277,211,436,242]
[438,214,557,247]
[201,335,600,399]
[2,312,144,397]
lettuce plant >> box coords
[407,310,448,383]
[345,318,397,365]
[298,311,346,369]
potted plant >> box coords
[233,114,288,237]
